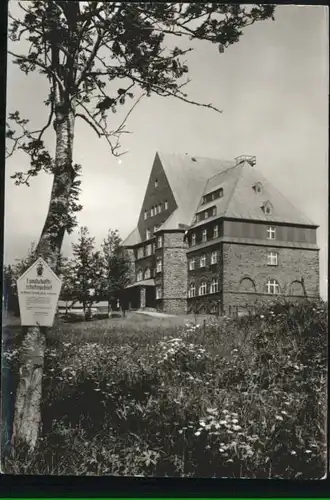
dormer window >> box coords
[144,210,148,220]
[202,188,223,205]
[253,182,263,193]
[262,201,273,216]
[202,229,207,242]
[154,179,158,188]
[146,229,151,240]
[164,200,168,210]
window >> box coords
[154,179,158,188]
[211,303,218,314]
[200,254,206,267]
[204,211,208,219]
[146,244,152,256]
[191,233,196,246]
[267,252,278,266]
[164,200,168,210]
[157,235,163,248]
[211,251,217,264]
[202,229,207,242]
[189,258,195,271]
[210,278,218,293]
[188,283,196,298]
[158,203,162,213]
[156,257,162,273]
[213,225,218,238]
[202,196,207,205]
[266,279,280,295]
[267,226,276,240]
[156,285,162,299]
[219,188,223,197]
[199,281,207,296]
[253,182,262,193]
[144,210,148,220]
[137,247,144,259]
[144,268,151,279]
[146,229,151,240]
[137,269,143,282]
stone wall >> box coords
[222,243,320,313]
[162,232,188,314]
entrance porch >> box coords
[124,279,156,310]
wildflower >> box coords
[290,450,297,455]
[194,431,201,436]
[219,448,225,453]
[305,450,312,454]
[231,418,239,424]
[232,424,242,431]
[281,410,288,415]
[275,415,283,421]
[260,315,264,319]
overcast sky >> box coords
[5,4,328,299]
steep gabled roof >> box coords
[224,163,316,225]
[157,152,235,229]
[191,160,316,228]
[191,165,243,228]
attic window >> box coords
[262,201,273,216]
[202,188,223,205]
[154,179,158,187]
[253,182,262,193]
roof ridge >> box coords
[156,150,233,163]
[206,163,239,184]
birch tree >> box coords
[5,1,275,450]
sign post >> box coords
[17,257,62,327]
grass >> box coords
[2,301,327,477]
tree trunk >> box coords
[11,100,76,452]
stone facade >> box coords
[161,232,188,314]
[122,153,320,316]
[222,242,319,315]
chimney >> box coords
[235,155,256,167]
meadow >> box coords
[2,300,327,478]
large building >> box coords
[122,152,319,315]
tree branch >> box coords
[8,50,65,93]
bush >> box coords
[2,300,327,477]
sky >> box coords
[4,4,329,299]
